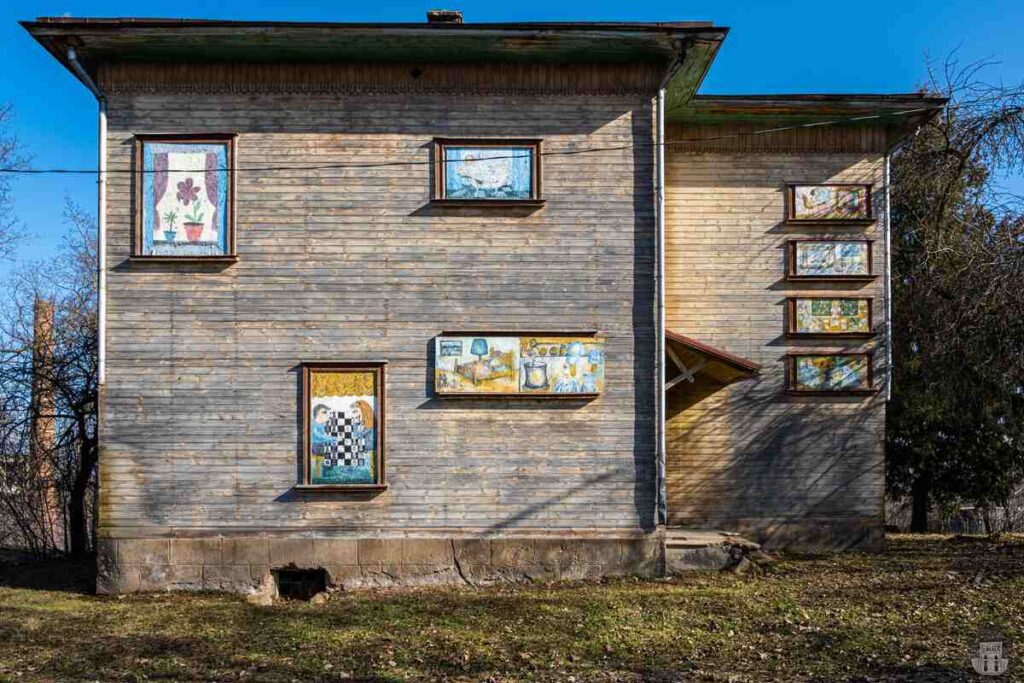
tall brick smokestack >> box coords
[30,297,62,551]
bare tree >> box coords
[0,104,26,260]
[0,200,97,554]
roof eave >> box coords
[669,93,949,147]
[21,19,729,96]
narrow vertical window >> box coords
[299,362,387,491]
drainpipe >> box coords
[66,48,106,388]
[654,51,682,526]
[654,86,667,526]
[883,155,893,401]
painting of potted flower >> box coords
[182,199,205,241]
[161,210,178,242]
[176,178,205,241]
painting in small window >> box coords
[302,363,385,488]
[136,135,234,257]
[787,184,872,222]
[434,333,603,396]
[435,139,540,201]
[787,240,872,279]
[788,297,873,337]
[787,354,874,394]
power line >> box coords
[0,105,946,176]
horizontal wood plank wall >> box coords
[99,82,657,538]
[664,124,887,548]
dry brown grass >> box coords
[0,535,1022,682]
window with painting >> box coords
[134,134,235,258]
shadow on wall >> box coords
[665,368,884,550]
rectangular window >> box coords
[434,333,604,397]
[786,297,874,338]
[134,134,236,259]
[786,353,876,395]
[433,139,542,204]
[786,239,874,280]
[786,183,873,223]
[300,362,386,491]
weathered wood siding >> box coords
[663,123,887,549]
[99,71,657,539]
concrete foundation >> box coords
[96,532,666,594]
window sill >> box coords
[784,275,878,283]
[429,199,546,208]
[293,484,388,493]
[129,255,239,264]
[785,388,879,396]
[784,332,876,340]
[784,218,875,227]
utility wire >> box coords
[0,105,946,176]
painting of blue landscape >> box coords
[444,146,533,199]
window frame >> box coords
[785,238,876,282]
[132,133,238,262]
[785,296,875,339]
[297,361,387,493]
[785,352,877,396]
[785,182,874,225]
[432,138,544,206]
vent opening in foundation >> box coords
[273,568,327,600]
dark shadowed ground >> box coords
[0,535,1021,682]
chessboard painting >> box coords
[302,364,384,487]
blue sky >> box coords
[2,0,1023,271]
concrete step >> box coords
[664,529,760,573]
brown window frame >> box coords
[785,297,875,339]
[785,182,874,225]
[432,138,544,206]
[785,238,876,282]
[784,352,877,396]
[132,133,238,263]
[297,361,387,493]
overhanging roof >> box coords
[665,330,760,392]
[669,93,948,145]
[21,17,729,103]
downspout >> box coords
[67,48,106,388]
[654,55,682,527]
[883,155,892,401]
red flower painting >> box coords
[176,178,201,206]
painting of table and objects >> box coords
[791,298,871,335]
[140,139,230,256]
[790,184,871,221]
[434,335,605,396]
[792,241,871,277]
[307,367,381,485]
[442,145,535,200]
[791,354,872,392]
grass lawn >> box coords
[0,535,1022,682]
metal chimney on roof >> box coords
[426,9,463,24]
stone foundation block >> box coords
[170,538,222,565]
[224,538,270,566]
[269,538,314,567]
[314,539,358,567]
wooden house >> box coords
[23,12,944,593]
